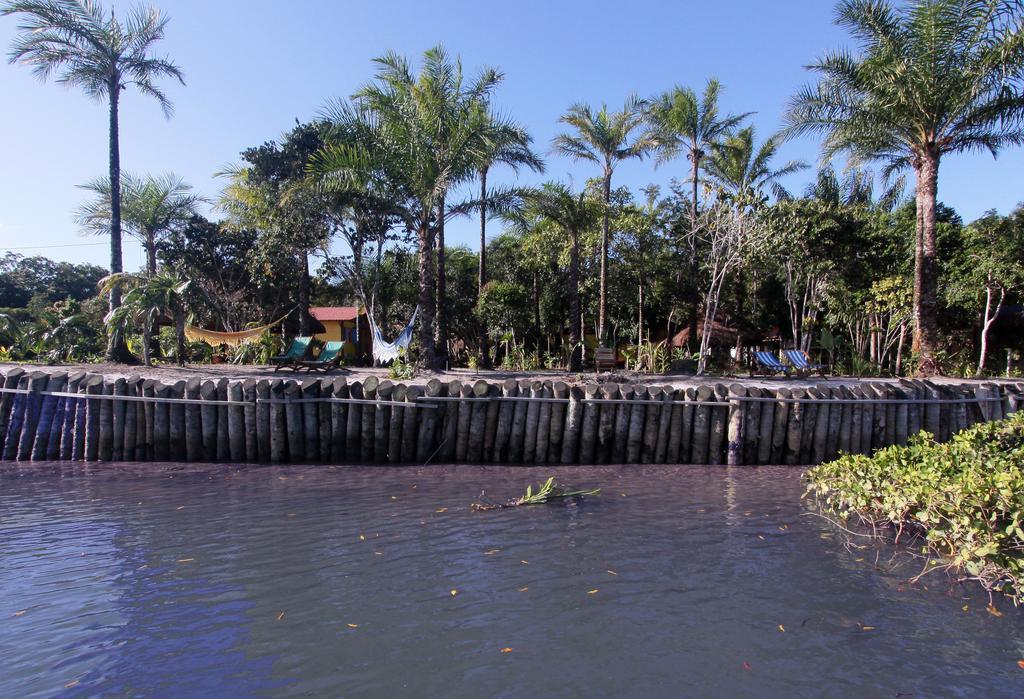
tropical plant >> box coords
[552,96,652,342]
[3,0,184,362]
[98,270,196,366]
[705,126,807,208]
[471,476,600,510]
[784,0,1024,374]
[75,172,204,273]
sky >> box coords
[1,0,1022,272]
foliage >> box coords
[622,340,671,374]
[228,331,283,365]
[387,350,416,380]
[806,412,1024,602]
[471,476,601,511]
[0,252,106,309]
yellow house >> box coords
[309,306,371,361]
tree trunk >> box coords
[175,311,187,367]
[599,168,611,344]
[417,222,438,369]
[913,152,941,374]
[104,78,132,363]
[569,228,582,371]
[436,194,448,368]
[977,282,1004,377]
[478,169,491,368]
[298,251,311,336]
[687,148,700,349]
[146,230,157,274]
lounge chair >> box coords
[300,340,347,373]
[594,347,617,372]
[784,349,828,377]
[750,351,790,378]
[270,336,314,371]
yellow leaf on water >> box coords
[607,570,618,576]
[347,623,358,629]
[390,496,397,500]
[276,612,285,621]
[12,610,26,617]
[177,558,194,563]
[1017,660,1024,669]
[962,605,970,612]
[988,605,1003,617]
[484,549,500,555]
[861,626,875,631]
[500,647,513,653]
[359,534,365,541]
[520,560,529,565]
[64,681,79,689]
[436,508,448,513]
[374,551,383,556]
[587,589,599,595]
[757,535,765,540]
[176,506,185,510]
[450,589,458,597]
[518,587,529,592]
[778,625,785,632]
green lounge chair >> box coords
[270,336,314,371]
[300,340,347,373]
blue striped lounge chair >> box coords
[784,350,828,377]
[751,351,790,378]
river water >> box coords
[1,463,1022,698]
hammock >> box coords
[184,315,284,349]
[368,306,418,364]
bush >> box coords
[805,412,1024,601]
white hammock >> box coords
[368,306,418,364]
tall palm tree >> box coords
[704,126,807,208]
[518,183,600,371]
[76,172,204,274]
[314,46,499,369]
[645,80,750,343]
[3,0,184,362]
[552,97,652,342]
[784,0,1024,373]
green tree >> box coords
[553,97,652,342]
[99,270,196,366]
[75,172,204,274]
[784,0,1024,373]
[3,0,184,362]
[705,126,807,208]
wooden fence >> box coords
[0,366,1020,466]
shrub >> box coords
[805,412,1024,601]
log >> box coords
[269,379,287,463]
[578,383,600,464]
[611,384,632,464]
[904,380,923,438]
[0,367,26,456]
[597,383,620,463]
[986,382,1005,421]
[200,380,219,462]
[835,385,852,457]
[483,382,502,462]
[141,379,156,461]
[301,378,321,462]
[641,387,662,464]
[507,380,530,463]
[783,388,805,466]
[825,386,844,461]
[522,381,543,463]
[388,384,407,464]
[165,380,184,461]
[43,373,68,460]
[493,379,518,462]
[17,372,49,461]
[216,378,230,462]
[318,379,333,463]
[691,385,714,465]
[375,380,394,463]
[858,386,875,454]
[254,379,271,463]
[345,381,363,462]
[455,383,474,462]
[847,386,863,455]
[769,387,790,465]
[679,387,697,464]
[798,388,821,464]
[726,384,746,465]
[708,384,728,465]
[152,382,169,461]
[228,380,246,462]
[122,376,141,461]
[626,386,647,464]
[284,380,304,462]
[467,380,489,463]
[882,385,897,447]
[924,382,942,435]
[61,371,86,460]
[810,388,830,465]
[560,385,584,464]
[953,385,969,436]
[330,378,349,462]
[756,388,776,465]
[869,384,887,451]
[33,372,67,461]
[654,386,674,464]
[441,380,460,462]
[361,376,379,462]
[534,382,553,464]
[892,385,909,446]
[741,387,762,466]
[3,372,31,461]
[549,382,568,463]
[417,379,444,463]
[401,385,422,463]
[96,378,115,462]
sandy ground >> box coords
[2,361,1016,389]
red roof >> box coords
[309,306,362,322]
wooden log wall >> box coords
[0,367,1022,466]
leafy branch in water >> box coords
[471,476,600,511]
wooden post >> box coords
[691,385,714,465]
[810,387,830,464]
[825,386,843,461]
[904,380,923,437]
[641,387,662,464]
[455,383,474,462]
[269,379,287,463]
[417,379,444,463]
[666,387,685,464]
[216,378,230,462]
[708,384,728,465]
[881,385,897,447]
[522,381,543,463]
[483,382,501,462]
[200,380,219,462]
[108,376,126,462]
[467,381,489,463]
[0,367,25,456]
[579,383,600,464]
[923,381,941,435]
[284,380,304,462]
[654,386,674,464]
[228,381,246,462]
[317,380,332,463]
[835,385,852,457]
[151,382,168,461]
[611,384,632,464]
[345,381,363,462]
[756,388,776,465]
[96,378,115,462]
[33,372,67,461]
[742,387,762,465]
[330,378,348,462]
[596,383,619,463]
[42,374,67,460]
[769,387,790,465]
[799,388,822,464]
[122,376,141,461]
[361,376,378,462]
[560,385,584,464]
[375,380,394,463]
[141,379,156,461]
[986,382,1005,421]
[784,388,805,465]
[869,384,887,450]
[726,384,746,465]
[507,380,530,463]
[679,387,697,464]
[441,380,460,462]
[626,386,647,464]
[847,386,863,455]
[254,379,271,463]
[953,385,970,435]
[181,378,199,462]
[534,382,553,464]
[892,385,909,446]
[16,372,48,461]
[61,371,85,461]
[549,382,568,464]
[858,386,875,454]
[82,375,105,461]
[389,384,406,464]
[401,385,422,463]
[301,378,321,462]
[3,372,31,461]
[493,379,517,462]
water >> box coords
[1,463,1022,698]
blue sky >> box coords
[1,0,1022,271]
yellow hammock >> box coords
[184,315,285,349]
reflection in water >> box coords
[1,463,1022,698]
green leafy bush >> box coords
[806,412,1024,601]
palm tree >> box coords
[784,0,1024,373]
[315,46,499,369]
[98,270,194,366]
[704,127,807,208]
[76,172,204,274]
[518,183,601,371]
[3,0,184,362]
[645,80,750,344]
[552,97,652,343]
[804,165,906,211]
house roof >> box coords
[309,306,362,322]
